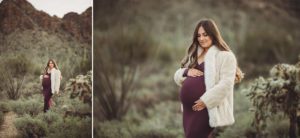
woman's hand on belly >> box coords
[192,99,206,111]
[187,69,203,77]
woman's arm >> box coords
[174,67,203,86]
[174,68,188,86]
[200,52,237,109]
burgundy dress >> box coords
[42,73,53,112]
[180,62,214,138]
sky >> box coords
[0,0,92,18]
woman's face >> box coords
[197,26,213,49]
[49,61,54,69]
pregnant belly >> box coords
[42,78,51,89]
[180,76,206,106]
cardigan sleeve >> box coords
[183,69,189,77]
[174,68,188,87]
[51,71,55,93]
[200,52,237,109]
[39,75,43,81]
[54,70,61,93]
[51,69,61,94]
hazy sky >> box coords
[0,0,92,18]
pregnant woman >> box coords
[174,19,243,138]
[41,59,61,112]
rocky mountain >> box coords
[62,7,92,44]
[0,0,91,44]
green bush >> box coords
[13,103,91,137]
[14,114,48,138]
[9,98,43,116]
[0,102,11,113]
[133,101,183,138]
[0,54,33,100]
[95,101,183,138]
[47,116,92,138]
[95,120,134,138]
[94,27,157,120]
[36,111,62,127]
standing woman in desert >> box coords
[174,19,243,138]
[40,59,61,112]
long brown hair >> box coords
[44,59,58,74]
[181,19,244,83]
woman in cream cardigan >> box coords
[40,59,61,112]
[174,19,243,138]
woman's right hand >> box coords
[187,68,203,77]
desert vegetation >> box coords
[94,0,300,137]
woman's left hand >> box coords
[192,99,206,111]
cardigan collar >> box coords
[197,45,220,89]
[197,45,219,57]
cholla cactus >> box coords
[247,59,300,138]
[64,71,92,106]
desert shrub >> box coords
[9,98,43,116]
[96,101,183,138]
[65,71,92,106]
[247,61,300,137]
[0,102,11,113]
[49,92,91,115]
[22,81,42,98]
[13,100,91,137]
[94,27,157,120]
[96,120,179,138]
[47,116,91,138]
[36,111,62,127]
[37,111,92,136]
[95,120,134,138]
[14,114,48,138]
[132,101,183,138]
[0,54,33,100]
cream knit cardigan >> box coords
[50,68,61,94]
[174,45,237,127]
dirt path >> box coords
[0,112,18,138]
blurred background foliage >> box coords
[94,0,300,137]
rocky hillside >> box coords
[0,0,91,44]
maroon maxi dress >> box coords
[42,73,53,112]
[180,62,214,138]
